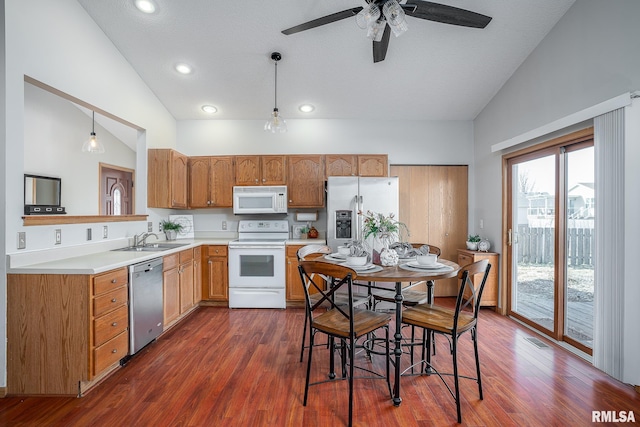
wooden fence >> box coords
[516,225,594,266]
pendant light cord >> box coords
[92,111,95,133]
[274,59,278,110]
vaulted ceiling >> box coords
[77,0,575,121]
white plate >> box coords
[330,253,347,259]
[324,254,346,262]
[406,261,447,270]
[341,262,376,271]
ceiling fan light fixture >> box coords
[356,3,381,29]
[264,52,287,133]
[367,20,386,41]
[81,111,105,154]
[383,0,408,37]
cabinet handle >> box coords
[112,322,118,327]
[112,349,118,354]
[262,178,266,182]
[111,298,117,303]
[111,279,117,283]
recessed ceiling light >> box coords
[134,0,156,14]
[201,105,218,114]
[299,104,315,113]
[175,63,193,74]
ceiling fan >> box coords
[282,0,492,63]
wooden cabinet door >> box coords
[171,151,188,208]
[235,155,260,185]
[286,246,305,302]
[261,155,287,185]
[193,247,202,304]
[179,261,194,313]
[163,267,180,325]
[325,155,358,177]
[210,156,234,207]
[205,246,228,301]
[391,165,468,296]
[358,155,388,177]
[189,156,211,208]
[287,155,325,208]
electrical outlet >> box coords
[222,221,227,230]
[55,229,62,245]
[148,221,153,232]
[103,225,108,239]
[159,222,163,233]
[87,228,92,240]
[17,232,26,250]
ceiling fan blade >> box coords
[405,1,492,29]
[282,7,363,35]
[373,25,391,63]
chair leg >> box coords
[304,331,314,406]
[452,336,461,424]
[349,336,355,427]
[328,336,336,380]
[473,327,483,400]
[300,310,309,362]
[423,328,433,374]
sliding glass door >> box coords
[506,130,594,354]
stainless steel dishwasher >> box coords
[129,257,164,355]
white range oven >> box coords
[228,219,288,308]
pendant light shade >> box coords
[82,111,105,153]
[264,52,287,133]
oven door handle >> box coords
[229,245,285,250]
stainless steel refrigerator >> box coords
[326,176,399,251]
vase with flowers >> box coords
[360,210,409,265]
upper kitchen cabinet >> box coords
[357,155,388,177]
[325,155,358,177]
[189,156,234,208]
[288,155,325,208]
[234,155,287,186]
[148,149,188,209]
[325,154,388,178]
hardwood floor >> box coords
[1,301,639,426]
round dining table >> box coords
[320,256,461,406]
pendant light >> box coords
[82,111,105,153]
[264,52,287,133]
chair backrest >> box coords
[298,260,358,322]
[297,244,332,261]
[453,259,491,330]
[410,243,441,256]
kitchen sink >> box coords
[112,243,190,252]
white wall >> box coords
[473,0,640,385]
[1,0,178,388]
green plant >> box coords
[300,225,310,234]
[467,234,481,242]
[359,210,409,241]
[161,219,184,232]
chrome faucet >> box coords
[134,232,159,247]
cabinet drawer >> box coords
[94,286,128,317]
[179,248,194,264]
[164,253,179,271]
[458,254,473,268]
[94,305,128,347]
[94,267,128,295]
[207,245,227,257]
[94,330,129,375]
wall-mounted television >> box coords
[24,174,66,215]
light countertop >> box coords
[8,237,327,275]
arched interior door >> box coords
[100,164,134,215]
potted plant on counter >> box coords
[161,219,184,241]
[466,234,481,250]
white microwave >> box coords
[233,186,288,214]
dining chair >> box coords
[297,244,370,362]
[298,260,392,427]
[400,259,491,423]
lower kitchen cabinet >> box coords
[286,244,326,305]
[163,253,181,326]
[7,267,129,396]
[204,245,228,302]
[457,249,500,308]
[179,249,195,313]
[193,246,202,304]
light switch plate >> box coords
[55,229,62,245]
[103,225,108,239]
[148,221,153,232]
[17,232,26,249]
